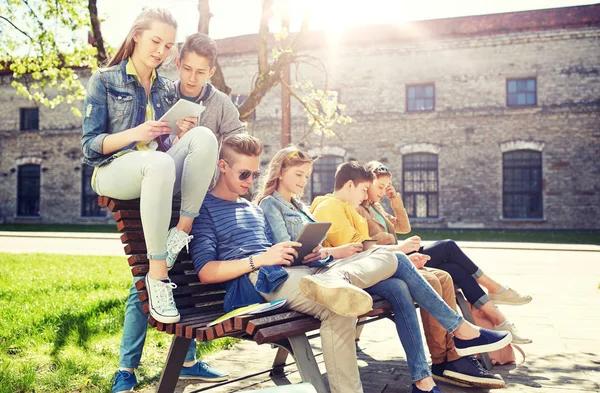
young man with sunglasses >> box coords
[188,136,510,393]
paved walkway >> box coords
[1,233,599,392]
[152,247,599,393]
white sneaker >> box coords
[300,273,373,317]
[494,321,532,344]
[489,287,532,306]
[166,227,193,270]
[145,275,180,324]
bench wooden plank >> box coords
[246,311,309,336]
[253,317,322,345]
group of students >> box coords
[80,8,532,393]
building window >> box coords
[402,153,438,218]
[231,94,256,120]
[311,155,344,199]
[17,164,41,216]
[503,150,543,219]
[20,108,39,131]
[406,84,435,112]
[507,78,536,107]
[81,164,104,217]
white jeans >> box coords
[94,127,218,259]
[251,248,398,393]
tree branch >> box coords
[88,0,107,64]
[198,0,230,94]
[257,0,273,76]
[0,16,34,41]
[197,0,212,34]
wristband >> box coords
[249,255,258,272]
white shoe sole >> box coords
[145,276,181,324]
[432,373,471,387]
[443,371,506,389]
[510,336,533,344]
[490,297,532,306]
[300,276,373,317]
[455,332,513,357]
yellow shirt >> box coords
[125,58,158,151]
[310,194,370,247]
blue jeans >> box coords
[119,277,196,369]
[366,253,464,381]
[422,239,490,309]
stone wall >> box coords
[0,13,598,228]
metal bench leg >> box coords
[270,345,290,377]
[455,290,494,370]
[288,335,328,393]
[156,336,192,393]
[355,317,366,342]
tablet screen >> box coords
[291,222,332,266]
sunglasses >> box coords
[286,150,309,161]
[374,165,391,174]
[223,160,261,181]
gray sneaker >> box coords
[166,227,193,270]
[145,275,180,324]
[489,287,532,306]
[300,273,373,317]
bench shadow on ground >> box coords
[41,298,124,355]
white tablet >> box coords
[159,99,205,135]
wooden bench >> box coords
[99,196,397,393]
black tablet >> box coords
[291,222,332,266]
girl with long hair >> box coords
[81,8,220,392]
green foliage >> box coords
[0,253,237,392]
[0,0,101,116]
[294,82,353,137]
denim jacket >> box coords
[259,191,318,243]
[259,191,332,268]
[81,59,177,166]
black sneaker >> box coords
[454,328,512,356]
[431,362,471,388]
[444,356,506,389]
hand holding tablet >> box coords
[159,99,205,135]
[291,222,332,266]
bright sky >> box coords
[99,0,597,46]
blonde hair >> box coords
[254,146,313,204]
[107,7,177,67]
[220,134,263,163]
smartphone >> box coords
[361,239,378,250]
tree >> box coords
[1,0,350,143]
[199,0,351,144]
[0,0,105,117]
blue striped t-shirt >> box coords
[190,193,273,275]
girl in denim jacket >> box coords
[255,147,363,260]
[81,8,219,327]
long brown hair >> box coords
[254,147,313,204]
[107,7,177,67]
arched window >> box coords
[17,164,41,216]
[311,155,344,199]
[503,150,543,218]
[81,164,104,217]
[402,153,439,218]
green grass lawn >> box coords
[0,253,236,393]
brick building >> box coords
[0,4,598,228]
